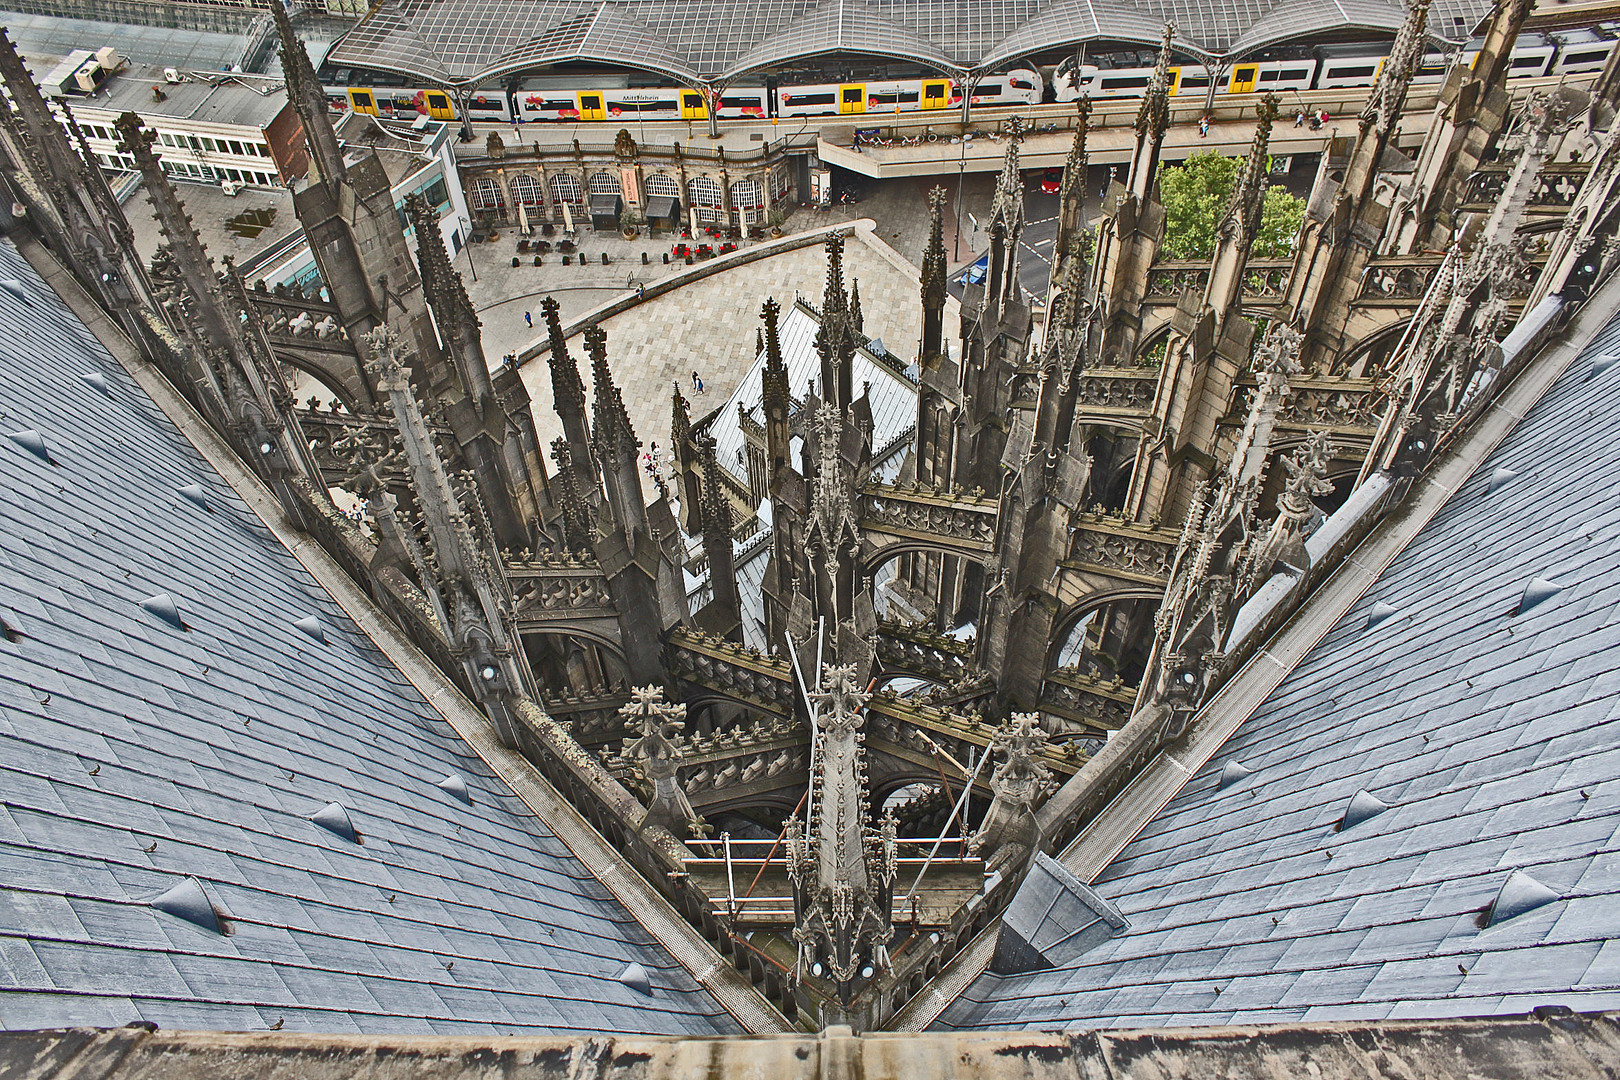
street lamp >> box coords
[953,132,971,263]
[460,216,477,282]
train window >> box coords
[683,92,704,109]
[1180,75,1211,88]
[1258,70,1280,82]
[870,90,920,104]
[1279,69,1309,80]
[973,83,1003,96]
[924,83,946,100]
[1101,76,1151,89]
[842,88,863,103]
[1562,50,1608,64]
[721,96,763,109]
[540,99,574,111]
[1328,65,1376,78]
[469,96,504,112]
[786,93,836,105]
[1512,55,1546,67]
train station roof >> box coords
[321,0,1492,90]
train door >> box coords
[921,78,949,109]
[680,90,708,120]
[577,91,607,121]
[839,84,867,113]
[1166,67,1182,95]
[348,88,379,115]
[1229,64,1259,93]
[423,90,454,119]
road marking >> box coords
[1032,237,1054,247]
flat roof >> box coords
[45,60,289,129]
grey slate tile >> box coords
[941,299,1620,1031]
[0,239,737,1037]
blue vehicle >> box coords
[960,254,988,286]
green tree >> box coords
[1156,150,1305,260]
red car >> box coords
[1039,167,1063,194]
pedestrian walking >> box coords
[1295,109,1306,127]
[637,284,645,300]
[692,370,702,393]
[524,311,532,327]
[1198,115,1210,138]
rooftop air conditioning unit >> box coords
[163,67,181,83]
[94,47,124,73]
[72,60,106,94]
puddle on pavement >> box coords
[225,207,277,239]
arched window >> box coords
[470,175,505,213]
[549,172,584,209]
[510,174,544,212]
[588,170,621,195]
[688,175,723,224]
[644,172,680,198]
[730,178,764,225]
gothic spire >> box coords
[550,438,594,550]
[588,324,637,458]
[850,278,863,335]
[922,186,947,306]
[788,664,895,999]
[1135,23,1175,145]
[698,435,740,619]
[115,114,243,372]
[543,297,596,498]
[1219,92,1280,247]
[920,187,948,367]
[989,126,1024,231]
[815,235,857,410]
[409,194,495,411]
[822,233,848,314]
[763,296,786,376]
[1059,94,1092,207]
[587,324,648,539]
[1362,0,1430,136]
[273,1,348,189]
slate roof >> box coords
[0,238,739,1037]
[689,298,915,650]
[706,299,916,498]
[941,305,1620,1029]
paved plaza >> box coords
[511,218,939,465]
[126,169,1003,473]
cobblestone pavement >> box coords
[513,219,932,462]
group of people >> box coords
[641,441,673,479]
[1195,107,1331,138]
